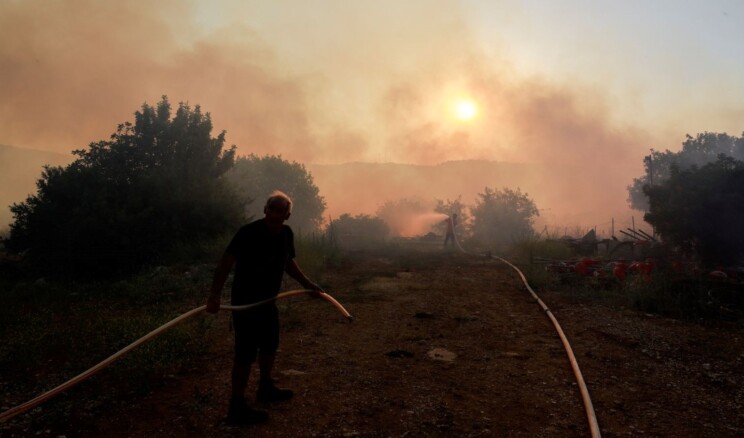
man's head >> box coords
[264,191,293,223]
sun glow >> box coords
[454,99,478,121]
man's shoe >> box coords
[256,381,294,402]
[227,398,269,425]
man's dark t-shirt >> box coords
[226,219,296,305]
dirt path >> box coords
[85,248,590,437]
[6,246,744,436]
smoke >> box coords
[386,210,449,238]
[0,0,324,160]
[6,1,628,165]
[2,0,733,233]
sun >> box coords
[454,99,478,121]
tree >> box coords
[469,187,539,248]
[226,155,326,234]
[644,155,744,265]
[628,132,744,210]
[7,96,242,277]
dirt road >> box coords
[6,246,744,436]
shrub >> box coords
[6,97,242,278]
[470,187,539,249]
[644,155,744,265]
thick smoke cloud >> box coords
[0,1,327,160]
[0,1,677,233]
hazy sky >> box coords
[3,0,742,161]
[2,0,743,230]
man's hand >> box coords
[206,294,221,313]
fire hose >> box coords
[448,219,601,438]
[494,256,601,438]
[0,290,353,423]
[4,228,600,437]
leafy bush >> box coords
[644,155,744,265]
[6,96,242,278]
[469,187,539,249]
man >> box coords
[206,191,323,425]
[443,213,458,247]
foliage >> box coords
[6,96,242,277]
[469,187,539,248]
[628,132,744,210]
[226,154,326,234]
[643,155,744,265]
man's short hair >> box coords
[265,191,293,213]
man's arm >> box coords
[285,259,324,295]
[205,252,236,313]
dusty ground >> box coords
[3,245,744,437]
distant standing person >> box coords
[206,191,324,425]
[444,213,458,247]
